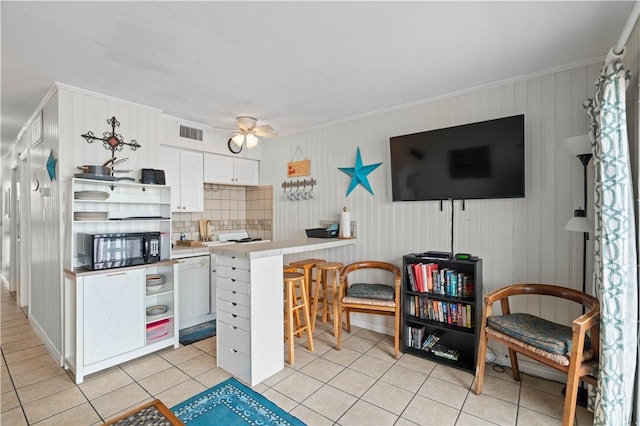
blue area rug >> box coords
[171,378,306,425]
[179,320,217,346]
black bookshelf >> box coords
[402,253,482,374]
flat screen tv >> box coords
[389,114,525,201]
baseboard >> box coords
[30,318,64,367]
[349,317,569,385]
[348,316,394,337]
[489,352,568,384]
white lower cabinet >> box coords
[83,269,145,365]
[64,261,179,384]
[216,254,283,385]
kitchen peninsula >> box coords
[210,237,356,385]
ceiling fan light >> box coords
[232,133,245,145]
[245,133,259,148]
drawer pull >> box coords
[232,314,237,318]
[233,326,238,329]
[232,291,237,294]
[232,349,238,353]
[232,267,236,270]
[232,302,237,306]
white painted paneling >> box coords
[28,92,63,362]
[57,88,163,183]
[261,64,602,338]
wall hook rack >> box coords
[281,178,317,201]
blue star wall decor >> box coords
[46,149,57,180]
[338,147,382,196]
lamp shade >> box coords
[232,133,245,145]
[563,135,591,157]
[245,133,259,148]
[565,209,594,233]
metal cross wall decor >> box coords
[81,116,141,161]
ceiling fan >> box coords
[228,116,277,153]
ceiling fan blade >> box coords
[236,116,257,131]
[253,125,277,138]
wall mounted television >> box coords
[389,114,525,201]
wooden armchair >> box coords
[336,261,402,359]
[473,283,599,426]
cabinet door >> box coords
[178,256,210,329]
[83,269,145,365]
[159,146,182,211]
[179,150,204,212]
[203,153,234,184]
[233,158,259,186]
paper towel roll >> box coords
[340,208,351,238]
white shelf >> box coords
[67,178,172,269]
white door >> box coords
[159,146,182,211]
[203,153,234,184]
[179,150,204,212]
[178,255,210,329]
[83,269,145,365]
[233,158,259,186]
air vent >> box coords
[179,124,203,142]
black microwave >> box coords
[79,232,161,270]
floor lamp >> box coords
[563,134,594,407]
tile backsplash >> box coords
[171,184,273,242]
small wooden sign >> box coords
[287,159,310,177]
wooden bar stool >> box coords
[283,265,302,332]
[289,258,326,310]
[311,261,343,337]
[283,271,314,365]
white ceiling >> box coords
[1,1,635,156]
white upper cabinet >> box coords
[159,146,204,212]
[203,153,259,186]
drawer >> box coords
[217,310,251,332]
[218,321,251,355]
[217,276,250,295]
[218,265,251,282]
[218,256,250,270]
[218,287,250,307]
[218,343,251,382]
[218,298,251,318]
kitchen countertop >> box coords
[171,237,356,260]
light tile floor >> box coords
[1,285,594,425]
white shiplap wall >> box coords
[260,63,604,338]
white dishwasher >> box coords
[177,254,216,330]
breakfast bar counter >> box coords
[207,237,356,259]
[209,237,356,385]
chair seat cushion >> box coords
[487,313,590,356]
[347,283,394,301]
[486,328,595,368]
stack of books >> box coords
[420,332,440,352]
[430,343,460,361]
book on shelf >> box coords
[407,325,425,349]
[431,343,460,361]
[412,263,423,292]
[406,264,417,291]
[426,263,438,292]
[420,331,440,352]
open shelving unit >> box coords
[401,253,482,374]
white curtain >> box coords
[585,56,637,425]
